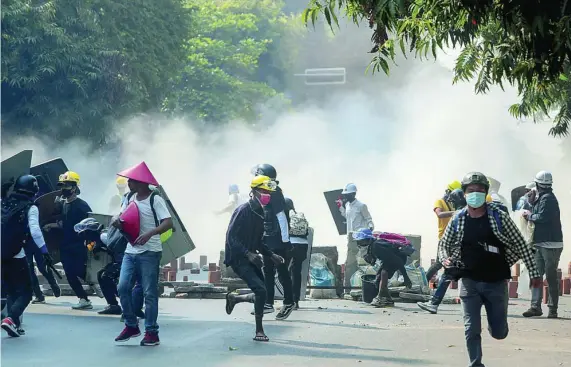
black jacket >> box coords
[530,189,563,243]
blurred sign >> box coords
[30,158,68,195]
[1,150,32,188]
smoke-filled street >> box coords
[3,296,570,367]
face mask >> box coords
[465,192,486,208]
[258,193,271,206]
[61,188,74,198]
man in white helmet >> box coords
[522,170,564,319]
[336,183,374,296]
[215,184,245,215]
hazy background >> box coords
[2,20,570,269]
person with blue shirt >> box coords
[43,171,93,310]
[515,182,536,211]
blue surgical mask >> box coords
[465,192,486,208]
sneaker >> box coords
[293,302,299,310]
[140,331,160,346]
[522,307,543,318]
[115,325,141,342]
[370,296,392,308]
[98,305,122,315]
[72,299,93,310]
[16,326,25,336]
[31,297,46,304]
[251,304,274,315]
[1,317,20,338]
[275,304,295,320]
[417,301,438,314]
[548,309,558,319]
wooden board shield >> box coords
[511,185,528,211]
[1,150,32,193]
[324,189,347,235]
[35,192,64,263]
[30,158,68,195]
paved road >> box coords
[2,295,571,367]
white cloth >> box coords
[121,193,171,254]
[277,211,290,242]
[339,199,374,233]
[14,205,46,258]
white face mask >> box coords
[465,192,486,208]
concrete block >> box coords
[509,281,518,298]
[543,286,548,304]
[563,278,571,295]
[203,292,226,299]
[208,270,221,284]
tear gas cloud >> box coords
[3,43,570,270]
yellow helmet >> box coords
[58,171,80,186]
[116,176,128,187]
[250,175,277,192]
[447,180,461,191]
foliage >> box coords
[1,0,190,142]
[303,0,571,136]
[161,0,297,122]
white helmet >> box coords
[228,184,239,194]
[534,171,553,186]
[342,183,357,194]
[525,182,536,190]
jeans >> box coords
[289,244,308,303]
[460,278,509,367]
[60,246,88,299]
[530,246,563,311]
[1,257,33,327]
[263,247,294,305]
[118,251,161,333]
[231,259,267,316]
[344,235,359,291]
[26,247,59,300]
[425,260,443,281]
[431,272,452,305]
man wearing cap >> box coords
[112,162,173,346]
[522,171,564,319]
[43,171,93,310]
[515,182,536,211]
[336,183,374,296]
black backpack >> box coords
[1,194,33,260]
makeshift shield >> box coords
[324,189,347,235]
[30,158,68,195]
[511,185,528,211]
[119,201,140,244]
[1,150,32,196]
[36,191,64,263]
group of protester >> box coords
[1,162,174,347]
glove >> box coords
[335,199,343,209]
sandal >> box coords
[225,292,236,315]
[253,333,269,342]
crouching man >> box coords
[438,172,541,367]
[224,175,284,342]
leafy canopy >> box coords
[302,0,571,136]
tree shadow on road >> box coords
[284,318,387,330]
[296,306,374,315]
[271,338,391,352]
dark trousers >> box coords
[97,262,121,306]
[289,244,308,303]
[26,248,59,300]
[263,247,294,305]
[1,257,33,327]
[460,278,509,367]
[231,260,267,316]
[60,247,88,299]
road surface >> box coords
[2,295,571,367]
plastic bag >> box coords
[387,265,429,294]
[512,209,534,244]
[309,253,335,287]
[350,265,378,288]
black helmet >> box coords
[14,175,39,196]
[461,172,490,193]
[252,163,277,180]
[285,197,295,212]
[449,188,467,209]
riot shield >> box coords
[511,185,527,211]
[35,192,64,263]
[324,189,346,235]
[1,150,33,196]
[30,158,68,194]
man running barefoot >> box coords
[224,175,284,342]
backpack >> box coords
[372,232,415,257]
[289,209,309,237]
[451,207,503,233]
[1,194,33,260]
[105,226,128,256]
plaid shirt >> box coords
[437,202,540,279]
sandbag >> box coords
[309,253,336,299]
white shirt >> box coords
[15,205,46,258]
[121,193,171,254]
[339,199,374,233]
[220,193,246,214]
[290,236,309,245]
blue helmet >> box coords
[352,228,374,241]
